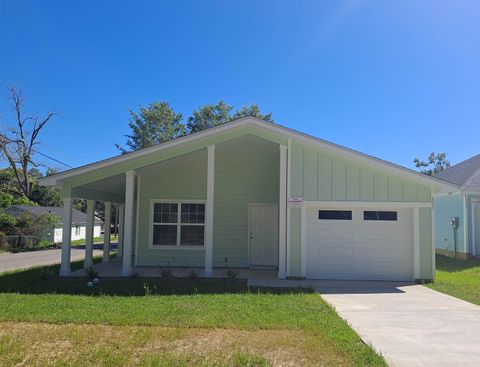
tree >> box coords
[187,100,233,133]
[232,104,274,122]
[414,152,450,176]
[115,102,185,153]
[0,86,58,200]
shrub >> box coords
[86,266,99,280]
[225,266,239,281]
[188,268,198,279]
[160,267,173,278]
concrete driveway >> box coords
[316,281,480,367]
[0,248,103,273]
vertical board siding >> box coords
[419,207,433,279]
[213,136,279,267]
[332,161,346,200]
[291,145,304,197]
[360,169,375,201]
[303,149,318,201]
[434,194,466,253]
[346,165,360,201]
[288,141,433,278]
[374,174,389,201]
[289,208,302,275]
[290,141,432,203]
[317,156,332,200]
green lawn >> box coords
[428,254,480,306]
[0,262,386,366]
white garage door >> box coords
[306,207,413,281]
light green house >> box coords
[40,117,456,281]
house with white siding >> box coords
[5,205,102,243]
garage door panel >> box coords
[306,207,414,281]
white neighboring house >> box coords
[4,205,102,243]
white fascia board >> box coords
[39,116,458,192]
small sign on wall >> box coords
[288,197,303,208]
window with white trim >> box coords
[151,202,205,247]
[74,225,81,236]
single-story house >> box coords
[39,117,456,280]
[4,205,102,243]
[433,154,480,259]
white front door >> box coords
[249,204,279,267]
[473,202,480,256]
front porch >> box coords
[55,134,289,280]
[70,256,279,281]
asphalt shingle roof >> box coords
[434,154,480,191]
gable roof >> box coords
[434,154,480,191]
[5,205,102,225]
[39,117,457,191]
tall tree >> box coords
[0,86,58,200]
[187,100,233,133]
[414,152,450,176]
[232,104,274,122]
[115,102,185,153]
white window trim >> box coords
[148,199,206,250]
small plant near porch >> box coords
[0,261,386,366]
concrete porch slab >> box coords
[70,257,279,280]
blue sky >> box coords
[0,1,479,171]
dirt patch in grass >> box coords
[0,321,351,367]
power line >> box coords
[33,150,73,169]
[0,135,74,169]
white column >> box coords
[205,145,215,276]
[60,194,73,276]
[278,145,287,279]
[84,199,95,269]
[103,201,112,262]
[117,203,125,258]
[413,207,420,280]
[121,171,135,276]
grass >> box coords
[428,254,480,306]
[0,262,386,366]
[70,234,117,246]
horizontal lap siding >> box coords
[135,150,207,267]
[434,194,466,253]
[214,136,279,267]
[466,194,480,254]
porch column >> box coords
[278,145,288,279]
[102,201,112,262]
[60,192,73,276]
[121,170,135,276]
[205,145,215,276]
[84,199,95,269]
[117,203,125,258]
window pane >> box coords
[364,211,398,221]
[318,210,352,220]
[181,203,205,224]
[152,225,177,246]
[153,203,178,223]
[180,225,204,246]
